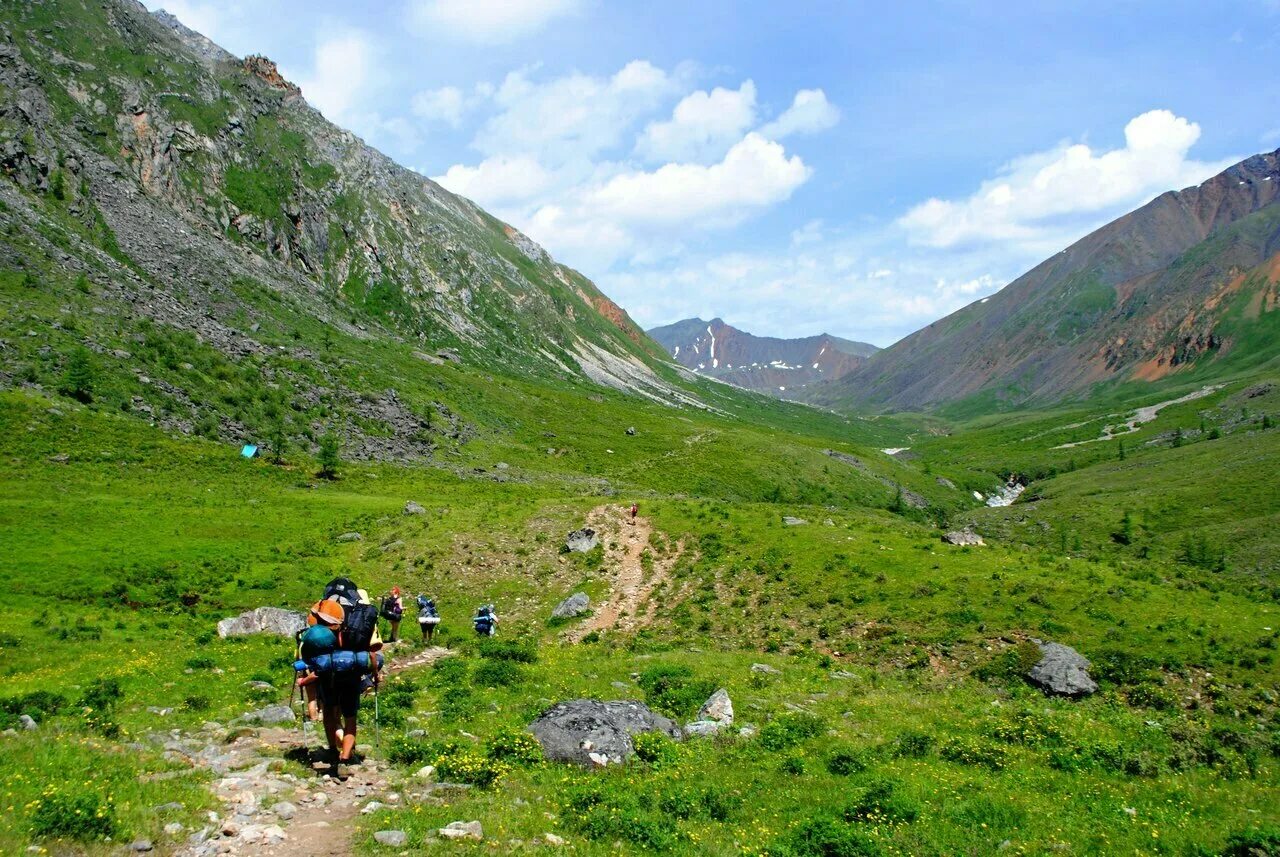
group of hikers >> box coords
[292,577,500,777]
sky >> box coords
[146,0,1280,347]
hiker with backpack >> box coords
[380,587,404,643]
[629,502,638,524]
[473,603,498,637]
[295,577,384,778]
[417,593,440,642]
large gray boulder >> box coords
[564,528,598,553]
[1027,641,1098,697]
[551,592,591,620]
[528,700,682,766]
[216,607,306,639]
[942,528,984,546]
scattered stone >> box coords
[153,802,184,814]
[551,592,591,619]
[374,829,408,847]
[564,528,598,553]
[18,714,37,730]
[697,688,733,725]
[528,699,682,766]
[683,720,724,738]
[936,476,957,489]
[241,705,295,725]
[495,462,509,470]
[782,516,807,526]
[404,500,426,515]
[625,427,636,436]
[738,725,758,738]
[1027,641,1098,697]
[130,840,153,852]
[216,606,306,638]
[545,832,566,846]
[750,663,781,675]
[271,801,296,820]
[439,820,483,841]
[163,822,184,837]
[942,528,985,547]
[362,801,386,814]
[336,531,364,542]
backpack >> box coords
[473,606,494,634]
[381,594,403,621]
[323,576,361,607]
[298,624,338,660]
[340,602,379,651]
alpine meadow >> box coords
[0,2,1278,856]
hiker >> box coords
[417,593,440,642]
[381,586,404,643]
[629,502,638,524]
[296,599,344,722]
[473,603,498,637]
[304,580,384,777]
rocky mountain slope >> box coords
[0,0,704,458]
[818,149,1280,412]
[648,316,877,396]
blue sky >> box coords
[148,0,1280,346]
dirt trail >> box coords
[567,505,681,641]
[1053,384,1223,449]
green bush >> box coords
[436,747,507,787]
[473,659,523,687]
[974,641,1042,683]
[780,754,807,775]
[1092,648,1159,685]
[759,711,826,752]
[772,815,882,857]
[637,664,716,718]
[844,778,919,824]
[1126,682,1179,711]
[182,694,210,712]
[0,690,67,727]
[485,727,542,765]
[892,731,934,758]
[1222,826,1280,856]
[826,745,870,775]
[29,788,116,841]
[78,678,122,711]
[477,639,538,663]
[438,687,478,722]
[633,731,679,767]
[939,736,1010,770]
[428,656,468,687]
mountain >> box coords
[647,317,878,396]
[818,149,1280,413]
[0,0,704,459]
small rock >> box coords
[942,528,985,547]
[625,427,636,436]
[164,822,184,837]
[551,592,591,619]
[216,606,306,638]
[495,462,509,470]
[697,688,733,725]
[361,801,386,814]
[242,705,295,725]
[738,725,758,738]
[337,532,364,542]
[153,802,184,814]
[439,820,483,841]
[545,832,566,846]
[130,840,153,852]
[18,714,37,730]
[404,501,426,515]
[782,516,807,526]
[683,720,724,738]
[414,764,438,782]
[272,801,297,820]
[1026,640,1098,697]
[374,829,408,847]
[750,663,781,675]
[564,528,598,553]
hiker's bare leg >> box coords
[322,704,341,755]
[305,685,319,721]
[389,619,401,642]
[339,715,358,760]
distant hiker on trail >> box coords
[417,594,440,642]
[381,587,404,643]
[629,502,638,524]
[294,578,384,779]
[473,603,497,637]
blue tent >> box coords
[241,444,259,459]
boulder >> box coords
[1027,641,1098,697]
[942,528,984,547]
[683,720,724,738]
[528,699,682,766]
[438,821,483,841]
[782,516,807,526]
[551,592,591,620]
[216,607,306,639]
[374,830,407,847]
[404,501,426,515]
[19,714,37,731]
[242,705,295,725]
[697,688,733,725]
[564,528,598,553]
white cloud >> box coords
[898,109,1234,249]
[473,61,680,163]
[411,86,467,127]
[408,0,581,44]
[759,89,840,139]
[291,32,374,125]
[790,219,824,246]
[435,155,555,205]
[635,80,757,163]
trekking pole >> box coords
[374,688,380,750]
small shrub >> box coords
[1222,826,1280,856]
[386,735,438,766]
[776,815,882,857]
[759,712,827,752]
[0,690,67,726]
[477,639,538,663]
[79,678,123,711]
[826,745,870,775]
[473,659,523,688]
[974,641,1042,684]
[485,727,542,765]
[435,748,507,787]
[185,655,216,670]
[1126,682,1179,711]
[1092,648,1159,685]
[844,778,919,824]
[182,694,211,712]
[633,731,679,767]
[427,656,468,687]
[939,736,1009,770]
[29,788,116,841]
[893,731,934,758]
[637,664,716,718]
[438,687,478,722]
[780,754,807,775]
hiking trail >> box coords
[173,646,453,857]
[567,505,682,641]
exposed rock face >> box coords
[527,700,682,766]
[564,528,598,553]
[241,55,300,96]
[216,607,306,638]
[648,317,878,397]
[551,592,591,619]
[942,528,985,546]
[1027,641,1098,697]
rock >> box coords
[337,531,364,542]
[495,462,509,470]
[750,663,781,675]
[404,500,426,515]
[936,476,957,489]
[564,528,598,553]
[625,426,636,436]
[1027,641,1098,697]
[528,699,683,766]
[439,821,483,841]
[163,823,184,837]
[361,801,386,814]
[782,516,807,526]
[216,607,306,638]
[738,725,758,738]
[697,688,733,725]
[414,765,437,782]
[942,528,985,547]
[18,714,37,730]
[545,832,566,846]
[683,720,724,738]
[551,592,591,619]
[153,802,184,814]
[130,840,153,852]
[374,830,408,847]
[242,705,295,725]
[271,801,296,820]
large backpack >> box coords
[323,576,361,607]
[381,594,403,621]
[298,624,338,660]
[341,602,379,651]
